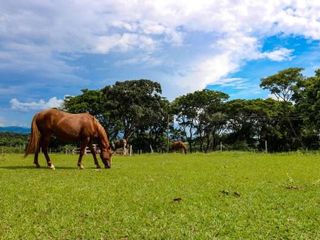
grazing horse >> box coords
[171,141,187,154]
[24,108,112,169]
[113,139,127,150]
[111,139,129,155]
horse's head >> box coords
[94,118,113,168]
[100,146,112,168]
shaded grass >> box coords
[0,152,320,239]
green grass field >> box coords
[1,152,320,239]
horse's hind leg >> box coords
[42,136,55,170]
[33,146,40,168]
[89,142,101,169]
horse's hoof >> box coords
[48,165,55,170]
[35,164,40,168]
[78,165,84,170]
[96,165,101,169]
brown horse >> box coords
[25,108,112,169]
[112,139,129,155]
[113,139,127,150]
[171,141,187,154]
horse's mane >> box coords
[94,118,110,149]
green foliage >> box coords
[172,89,228,152]
[224,98,302,151]
[295,70,320,130]
[0,132,28,147]
[1,153,320,239]
[60,68,320,152]
[102,79,168,142]
[63,80,170,147]
[63,89,105,124]
[64,89,104,115]
[260,67,304,102]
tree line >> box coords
[0,132,28,147]
[61,67,320,153]
[2,67,318,153]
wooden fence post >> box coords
[265,140,268,153]
[150,144,154,154]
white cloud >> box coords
[173,33,293,92]
[259,48,294,62]
[213,78,249,90]
[115,55,163,67]
[93,33,156,54]
[10,97,64,111]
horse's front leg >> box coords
[77,138,90,169]
[88,143,101,169]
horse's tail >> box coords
[24,113,41,158]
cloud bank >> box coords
[1,0,320,96]
[10,97,64,111]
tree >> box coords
[63,80,169,147]
[224,99,258,149]
[260,68,304,147]
[224,98,297,152]
[0,132,28,147]
[294,69,320,149]
[260,67,304,102]
[172,89,228,152]
[63,89,106,124]
[102,80,168,144]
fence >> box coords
[0,140,297,155]
[72,144,100,155]
[71,144,132,156]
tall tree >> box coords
[172,89,228,152]
[260,68,304,147]
[225,98,300,151]
[102,79,168,143]
[260,67,304,102]
[63,89,107,126]
[294,69,320,149]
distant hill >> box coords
[0,126,30,134]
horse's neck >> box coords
[99,136,109,148]
[97,124,110,149]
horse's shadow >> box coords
[0,165,96,170]
[0,165,36,170]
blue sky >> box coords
[0,0,320,127]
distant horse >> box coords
[112,139,129,155]
[171,141,187,154]
[113,139,127,150]
[25,108,112,169]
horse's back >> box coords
[36,109,64,129]
[171,141,187,151]
[35,109,97,140]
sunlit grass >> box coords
[0,152,320,239]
